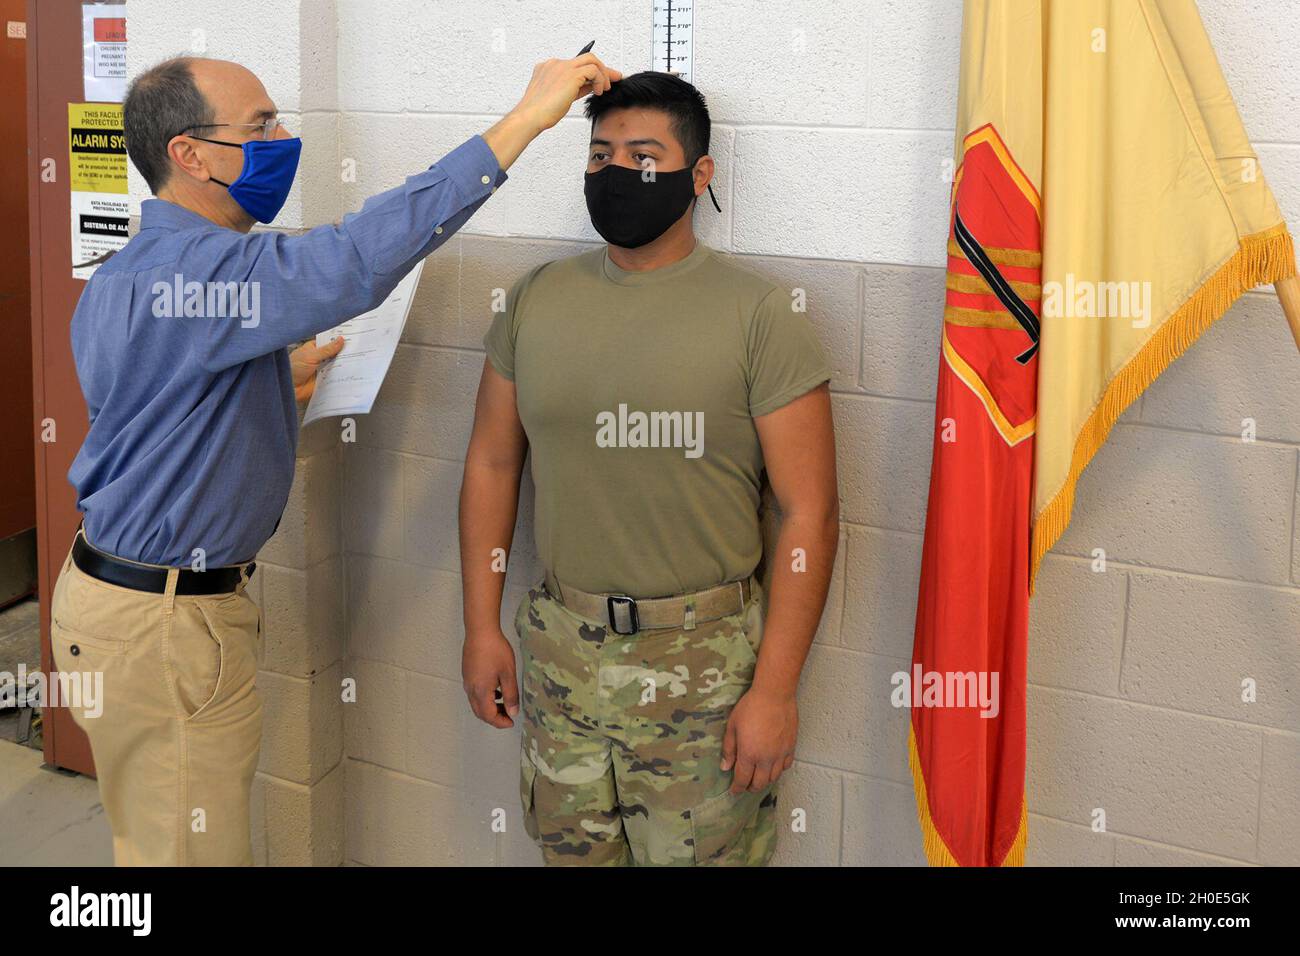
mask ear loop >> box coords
[184,134,244,189]
[688,156,722,213]
[706,183,722,213]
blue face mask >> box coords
[197,135,302,223]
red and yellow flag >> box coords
[909,0,1295,867]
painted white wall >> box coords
[123,0,1300,866]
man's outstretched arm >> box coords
[187,54,622,373]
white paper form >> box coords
[302,260,425,427]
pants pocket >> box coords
[714,594,764,679]
[739,581,765,660]
[519,749,540,842]
[51,620,128,659]
[50,620,126,725]
[175,593,259,722]
[689,786,772,865]
[169,610,223,719]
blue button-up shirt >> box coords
[69,134,506,567]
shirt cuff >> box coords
[435,134,509,207]
[749,367,833,418]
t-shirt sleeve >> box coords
[482,267,537,381]
[746,287,833,417]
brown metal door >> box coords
[28,0,99,775]
[0,0,36,600]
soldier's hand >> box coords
[462,629,520,729]
[721,687,798,794]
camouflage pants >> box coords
[514,576,778,866]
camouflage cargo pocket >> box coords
[688,785,773,865]
[519,748,540,842]
[731,581,765,662]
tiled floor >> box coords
[0,597,42,753]
[0,740,112,865]
[0,598,39,679]
[1,598,42,749]
[0,596,113,865]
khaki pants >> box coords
[48,542,263,866]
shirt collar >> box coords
[601,239,713,287]
[139,197,228,233]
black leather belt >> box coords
[72,534,254,596]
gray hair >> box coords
[123,57,213,194]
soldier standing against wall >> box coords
[460,73,840,866]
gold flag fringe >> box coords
[908,723,1027,866]
[1028,224,1296,596]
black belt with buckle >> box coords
[72,534,254,596]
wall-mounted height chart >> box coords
[652,0,693,82]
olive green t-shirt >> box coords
[483,241,831,599]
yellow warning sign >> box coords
[68,102,126,193]
[69,103,129,278]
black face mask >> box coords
[584,163,699,249]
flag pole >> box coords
[1276,276,1300,353]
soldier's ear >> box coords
[692,155,715,195]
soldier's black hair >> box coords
[583,71,711,166]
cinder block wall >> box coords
[126,0,1299,867]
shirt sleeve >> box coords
[746,286,833,418]
[183,134,507,373]
[482,264,544,381]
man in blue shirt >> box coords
[51,52,620,866]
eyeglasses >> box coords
[177,116,286,141]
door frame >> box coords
[27,0,116,775]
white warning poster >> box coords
[82,3,127,102]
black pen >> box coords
[577,40,595,55]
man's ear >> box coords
[692,155,715,196]
[166,135,210,183]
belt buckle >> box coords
[606,595,639,635]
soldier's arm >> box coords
[459,358,530,728]
[723,382,839,793]
[750,381,839,697]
